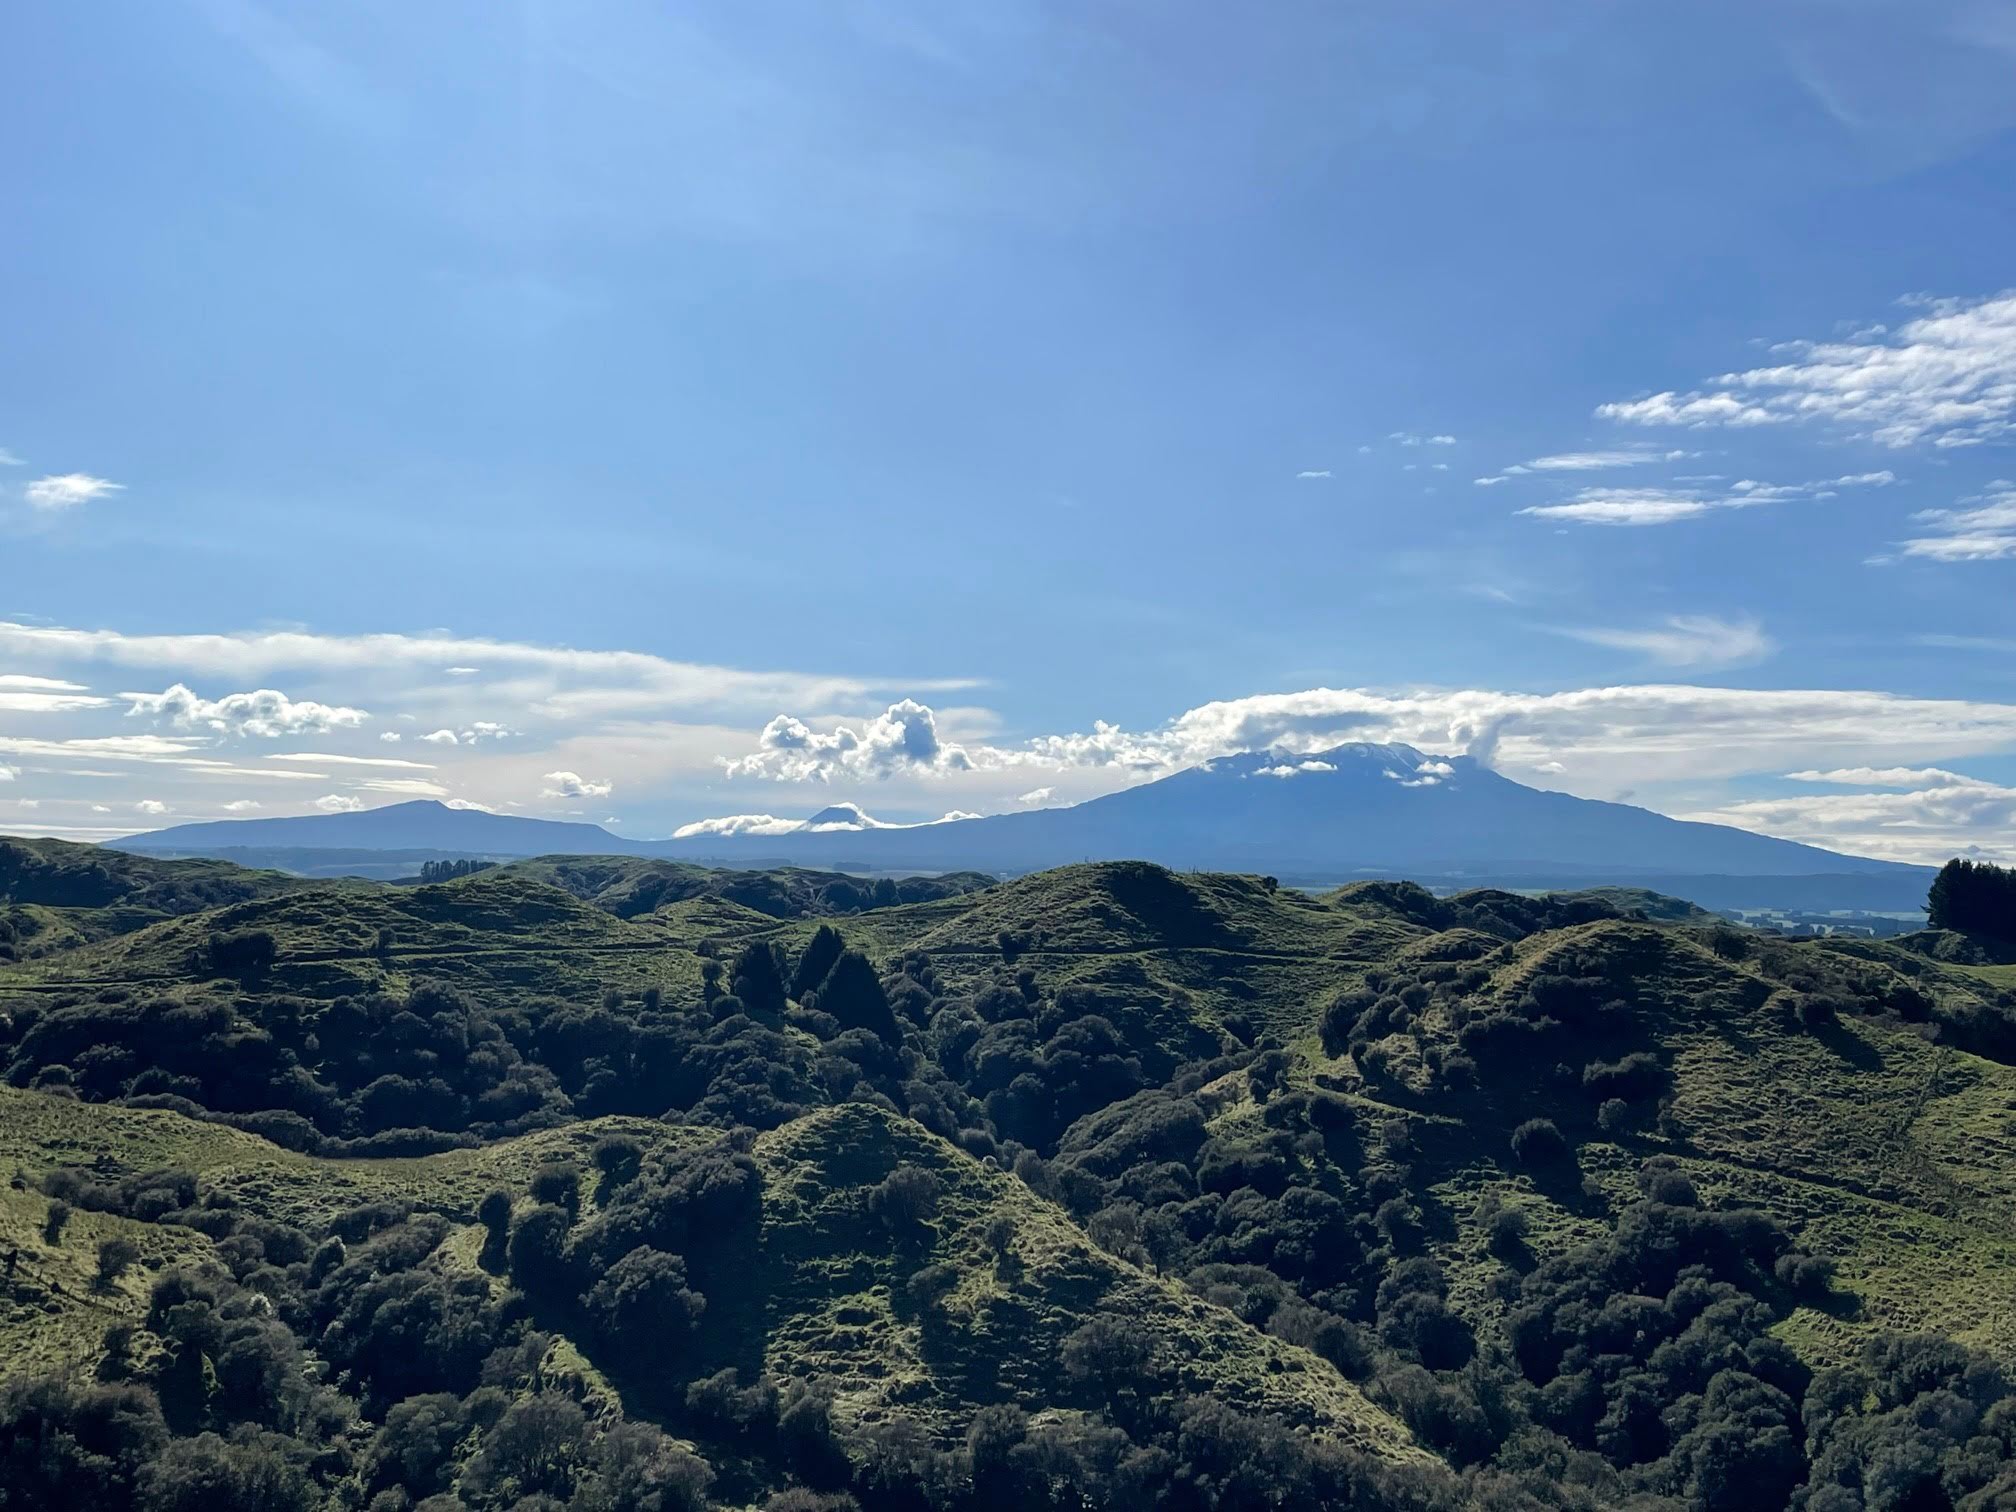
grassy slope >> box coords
[1,834,309,957]
[0,1087,1421,1462]
[1324,918,2016,1370]
[743,1102,1419,1460]
[0,1083,686,1376]
[0,868,719,1010]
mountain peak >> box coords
[805,802,880,830]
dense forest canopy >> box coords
[1,853,2014,1509]
[1928,857,2016,941]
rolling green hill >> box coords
[2,851,2013,1510]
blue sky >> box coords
[4,1,2016,862]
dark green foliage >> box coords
[809,951,900,1044]
[1927,856,2016,938]
[591,1134,643,1189]
[731,940,790,1019]
[201,929,277,978]
[582,1246,706,1348]
[415,859,496,884]
[528,1162,580,1216]
[134,1429,318,1512]
[0,1376,168,1508]
[869,1165,942,1232]
[507,1204,573,1294]
[1060,1316,1158,1400]
[96,1235,141,1287]
[792,924,846,1000]
[1509,1118,1568,1166]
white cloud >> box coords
[1556,615,1776,670]
[1477,446,1692,486]
[1683,769,2016,865]
[0,735,326,780]
[1521,472,1894,528]
[1786,766,1975,787]
[1255,759,1338,778]
[0,448,22,466]
[1017,787,1055,804]
[222,800,262,812]
[314,794,365,813]
[671,813,805,839]
[445,666,480,675]
[961,684,2016,799]
[542,770,613,799]
[24,473,124,511]
[1598,290,2016,448]
[0,766,13,782]
[0,619,973,724]
[134,799,168,815]
[670,803,977,838]
[380,731,402,742]
[723,699,974,783]
[14,799,37,810]
[359,777,451,797]
[415,723,515,745]
[1896,484,2016,562]
[269,752,436,770]
[1520,489,1714,526]
[1295,469,1333,480]
[122,683,368,737]
[0,673,109,713]
[1388,432,1459,447]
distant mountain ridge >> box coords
[106,743,1929,905]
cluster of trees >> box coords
[415,860,498,884]
[1928,857,2016,940]
[534,861,993,922]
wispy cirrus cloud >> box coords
[0,674,110,713]
[1519,471,1895,527]
[1475,445,1690,485]
[1553,615,1776,670]
[1598,289,2016,449]
[0,620,970,722]
[1894,483,2016,562]
[267,752,437,770]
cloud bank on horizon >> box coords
[3,609,2016,864]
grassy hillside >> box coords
[0,834,308,960]
[3,852,2015,1509]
